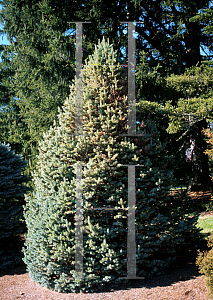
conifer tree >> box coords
[23,38,202,293]
[0,141,31,269]
[1,0,212,181]
[165,62,213,190]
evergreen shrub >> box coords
[0,141,30,269]
[196,233,213,299]
[23,38,202,293]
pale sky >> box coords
[0,5,10,46]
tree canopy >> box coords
[0,0,213,188]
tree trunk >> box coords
[184,21,202,68]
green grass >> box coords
[197,215,213,234]
[170,186,188,191]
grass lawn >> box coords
[197,215,213,234]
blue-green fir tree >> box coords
[0,142,31,269]
[23,38,202,293]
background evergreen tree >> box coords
[136,56,213,190]
[0,44,15,106]
[0,0,212,187]
[164,62,213,190]
[135,51,188,186]
[0,0,77,176]
[0,99,29,166]
[23,38,202,293]
[0,141,31,269]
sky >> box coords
[0,25,10,46]
[0,5,10,48]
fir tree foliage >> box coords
[165,62,213,134]
[0,141,30,200]
[0,0,212,182]
[0,141,31,269]
[23,38,202,293]
[164,62,213,189]
[0,0,77,176]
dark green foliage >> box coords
[0,44,15,106]
[0,200,24,269]
[165,63,213,190]
[0,0,212,182]
[0,0,77,176]
[0,142,30,200]
[136,58,213,190]
[0,141,31,269]
[0,98,40,179]
[23,38,202,293]
[135,52,190,187]
[190,6,213,51]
